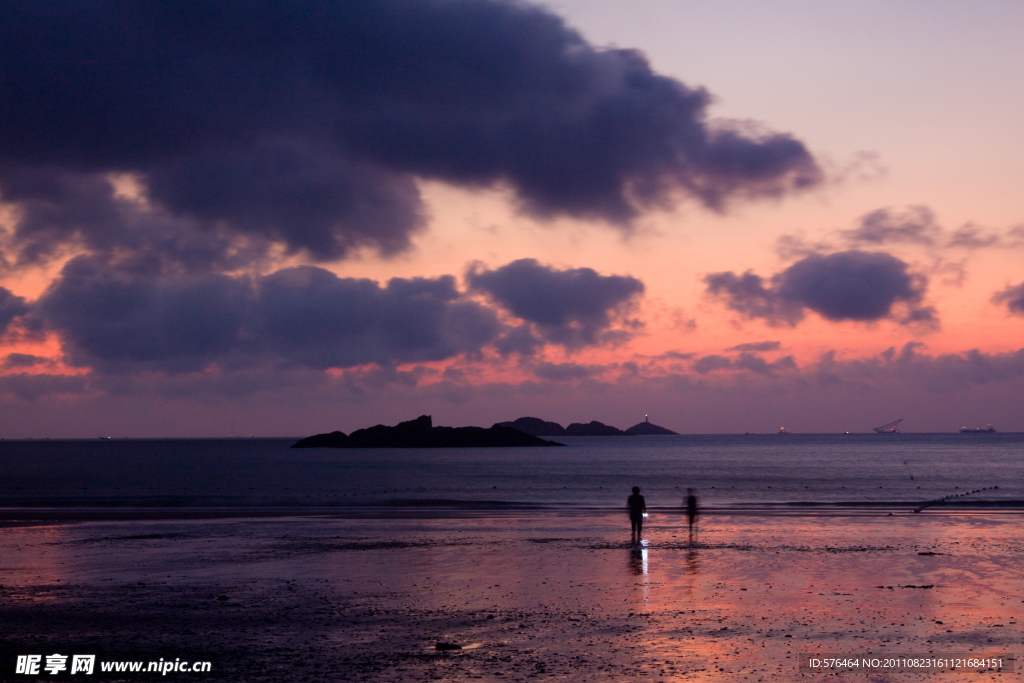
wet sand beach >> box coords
[1,511,1021,681]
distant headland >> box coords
[498,416,677,436]
[292,415,565,448]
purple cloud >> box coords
[705,250,937,328]
[992,282,1024,315]
[0,0,820,267]
[467,258,645,349]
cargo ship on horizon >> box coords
[960,424,996,433]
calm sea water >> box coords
[0,434,1021,512]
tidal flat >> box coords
[1,512,1020,681]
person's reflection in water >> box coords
[686,546,700,575]
[626,486,646,544]
[683,544,699,595]
[628,540,648,575]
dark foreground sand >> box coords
[0,511,1021,682]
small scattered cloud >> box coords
[776,208,1024,277]
[814,342,1024,394]
[992,282,1024,315]
[693,351,795,375]
[841,205,940,246]
[775,232,833,260]
[825,150,888,186]
[946,224,1001,250]
[727,340,781,352]
[637,350,695,362]
[705,250,936,328]
[692,354,731,374]
[840,206,1024,253]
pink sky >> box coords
[1,0,1022,436]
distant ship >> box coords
[873,419,902,434]
[777,426,789,435]
[960,424,996,433]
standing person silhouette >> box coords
[627,486,646,543]
[685,488,699,542]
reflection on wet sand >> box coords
[686,546,700,576]
[627,540,648,576]
[0,512,1021,681]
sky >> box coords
[1,0,1022,437]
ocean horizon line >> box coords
[2,431,1023,441]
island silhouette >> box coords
[292,415,565,448]
[498,416,677,436]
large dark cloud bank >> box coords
[0,0,820,264]
[0,0,821,375]
[19,257,641,373]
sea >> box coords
[1,433,1022,516]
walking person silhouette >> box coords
[626,486,646,544]
[685,488,699,542]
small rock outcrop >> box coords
[624,421,678,435]
[292,415,564,448]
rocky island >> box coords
[623,420,678,435]
[498,416,678,436]
[292,415,565,448]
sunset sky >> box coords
[1,0,1022,437]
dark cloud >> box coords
[839,206,1024,253]
[727,340,781,352]
[780,251,931,323]
[692,354,732,374]
[780,207,1024,264]
[693,352,795,375]
[705,250,936,327]
[532,362,596,381]
[0,165,127,264]
[814,343,1024,394]
[0,372,88,401]
[144,141,425,259]
[32,258,501,373]
[703,270,803,325]
[0,0,820,266]
[946,225,1001,250]
[775,233,832,260]
[493,324,543,357]
[255,267,500,369]
[2,353,49,369]
[649,350,696,361]
[992,282,1024,315]
[842,206,939,246]
[0,286,29,334]
[34,255,253,373]
[734,352,796,374]
[466,258,644,348]
[0,164,273,272]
